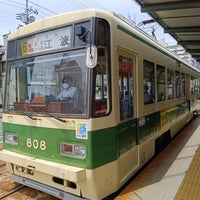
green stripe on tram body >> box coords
[2,122,118,169]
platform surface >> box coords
[116,116,200,200]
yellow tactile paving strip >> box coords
[175,145,200,200]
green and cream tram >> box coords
[0,9,200,200]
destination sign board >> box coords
[20,26,72,56]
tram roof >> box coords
[134,0,200,62]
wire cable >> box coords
[0,1,24,9]
[29,0,57,14]
[66,0,88,10]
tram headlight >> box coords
[5,133,19,145]
[74,145,86,157]
[60,143,86,159]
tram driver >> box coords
[56,75,78,107]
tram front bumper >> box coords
[0,149,86,182]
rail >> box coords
[0,185,25,199]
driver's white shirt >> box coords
[56,86,77,101]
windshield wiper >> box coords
[23,112,37,120]
[46,112,66,123]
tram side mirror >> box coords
[85,45,97,68]
[75,26,87,41]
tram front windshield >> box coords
[5,49,87,115]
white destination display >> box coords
[21,26,72,56]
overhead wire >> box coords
[0,0,58,21]
[0,1,24,19]
[0,0,109,24]
[0,0,105,20]
[65,0,88,10]
[0,14,14,19]
[0,0,57,18]
[0,1,24,10]
[0,10,15,16]
[4,0,25,6]
[28,0,57,15]
[28,0,57,19]
[84,0,105,10]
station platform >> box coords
[115,115,200,200]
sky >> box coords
[0,0,176,46]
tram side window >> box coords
[185,75,190,98]
[157,65,166,101]
[93,19,110,117]
[94,48,109,116]
[194,78,199,94]
[190,76,195,94]
[97,19,107,46]
[175,71,180,98]
[6,60,30,110]
[119,55,134,121]
[181,73,185,97]
[198,78,200,94]
[167,68,174,99]
[6,64,17,110]
[192,77,198,94]
[143,60,155,104]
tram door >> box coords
[117,50,139,181]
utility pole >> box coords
[16,0,38,25]
[25,0,29,24]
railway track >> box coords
[0,185,25,199]
[0,144,58,200]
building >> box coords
[0,34,8,106]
